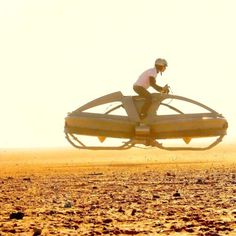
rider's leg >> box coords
[133,85,152,116]
[142,94,152,115]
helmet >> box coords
[155,58,168,67]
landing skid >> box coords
[65,131,225,151]
[151,135,225,151]
[65,132,134,150]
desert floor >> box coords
[0,145,236,235]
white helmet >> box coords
[155,58,168,67]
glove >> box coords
[161,84,170,94]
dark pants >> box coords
[133,85,152,114]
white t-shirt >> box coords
[134,67,157,89]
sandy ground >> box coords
[0,145,236,235]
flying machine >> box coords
[64,91,228,150]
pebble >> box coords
[64,201,73,208]
[103,218,113,224]
[33,228,42,236]
[152,194,160,200]
[118,207,125,213]
[231,209,236,214]
[173,191,181,198]
[131,209,137,216]
[9,212,24,220]
[196,178,205,184]
[23,177,31,181]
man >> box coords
[133,58,169,118]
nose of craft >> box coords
[224,120,228,129]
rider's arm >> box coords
[149,77,163,92]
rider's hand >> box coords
[161,84,170,94]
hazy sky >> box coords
[0,0,235,148]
